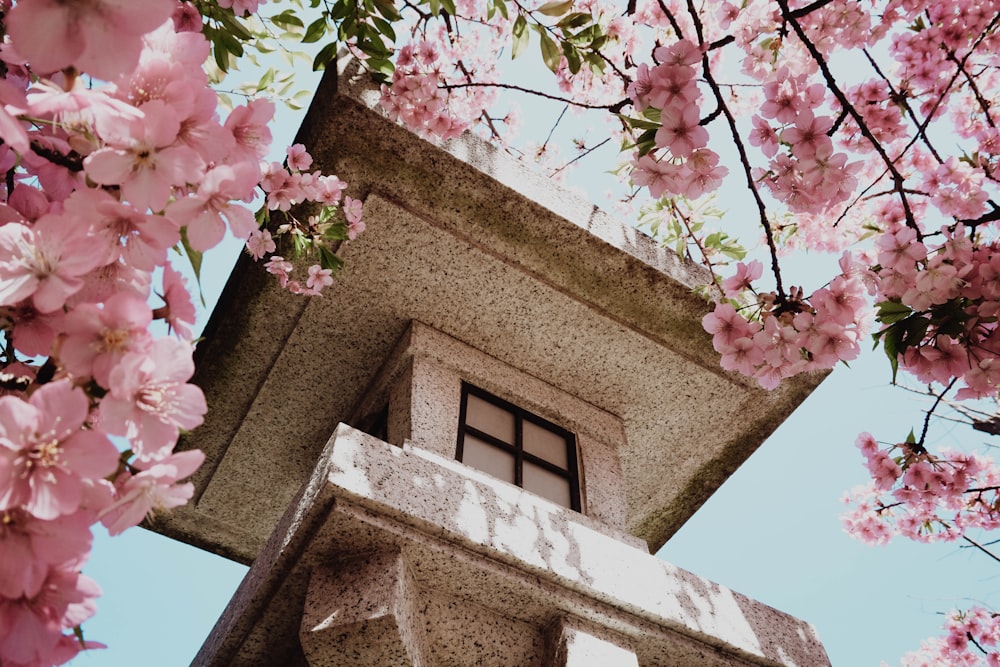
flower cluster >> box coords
[629,39,729,201]
[896,606,1000,667]
[0,2,356,663]
[702,254,869,389]
[379,34,500,141]
[842,433,1000,547]
[870,224,1000,402]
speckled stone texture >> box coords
[194,425,832,667]
[547,618,639,666]
[154,75,825,559]
[299,551,426,666]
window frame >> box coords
[456,382,582,512]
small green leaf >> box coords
[271,9,304,28]
[372,16,396,41]
[875,299,912,324]
[312,41,339,70]
[302,17,328,43]
[179,229,207,307]
[511,13,528,59]
[537,0,573,16]
[557,12,591,29]
[538,31,561,72]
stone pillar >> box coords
[299,550,426,667]
[546,617,639,667]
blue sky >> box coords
[65,25,1000,667]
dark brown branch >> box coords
[656,0,684,40]
[442,81,629,112]
[916,378,958,453]
[551,137,611,177]
[946,50,995,128]
[962,535,1000,566]
[686,0,786,297]
[29,142,84,172]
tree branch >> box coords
[441,81,629,112]
[686,0,786,298]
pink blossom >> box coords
[217,0,265,16]
[264,256,293,286]
[0,567,104,666]
[166,162,260,251]
[343,196,363,226]
[314,175,348,205]
[85,100,204,212]
[60,292,153,387]
[0,380,119,520]
[721,260,763,298]
[0,509,92,599]
[159,264,196,339]
[6,0,174,80]
[100,449,204,535]
[306,265,334,292]
[0,214,105,313]
[702,303,759,351]
[99,338,207,462]
[286,143,313,171]
[246,228,277,260]
[631,154,681,199]
[748,116,779,158]
[224,99,274,162]
[655,105,708,157]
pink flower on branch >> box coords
[84,100,204,212]
[0,215,106,314]
[0,567,104,667]
[99,338,207,463]
[99,449,204,536]
[0,380,119,520]
[6,0,175,80]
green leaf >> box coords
[621,115,661,131]
[877,322,903,383]
[256,67,275,92]
[875,299,912,325]
[302,17,328,43]
[511,13,528,59]
[313,41,339,70]
[429,0,441,16]
[372,0,402,20]
[366,57,395,78]
[179,229,207,307]
[557,12,591,29]
[318,245,345,272]
[329,0,351,20]
[372,16,396,42]
[538,30,561,72]
[271,10,304,28]
[562,42,581,74]
[440,0,457,14]
[537,0,573,16]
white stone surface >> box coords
[194,425,832,667]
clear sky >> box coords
[65,33,1000,667]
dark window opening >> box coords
[456,383,581,512]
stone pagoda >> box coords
[152,60,832,667]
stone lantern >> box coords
[155,61,831,667]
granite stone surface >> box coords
[194,425,831,667]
